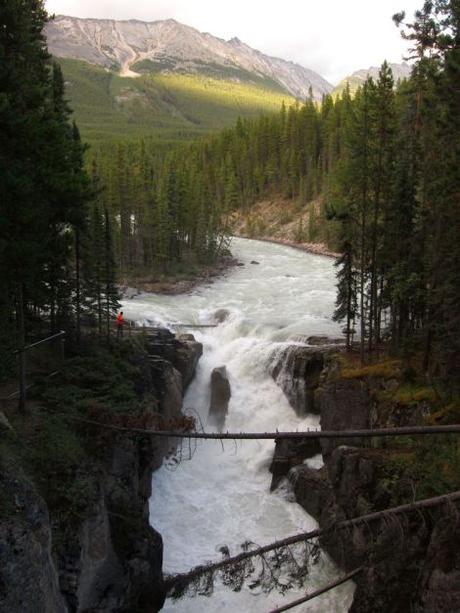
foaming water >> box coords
[122,238,354,612]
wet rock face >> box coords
[276,351,460,612]
[60,492,126,611]
[289,449,383,572]
[173,333,203,391]
[269,438,321,491]
[149,356,183,421]
[271,346,328,416]
[306,335,345,347]
[289,464,335,521]
[208,366,231,431]
[57,332,204,611]
[0,410,12,431]
[55,440,167,613]
[326,446,389,518]
[143,328,203,394]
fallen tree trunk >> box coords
[164,490,460,596]
[268,567,363,612]
[63,415,460,440]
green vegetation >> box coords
[392,385,439,407]
[328,0,460,392]
[340,358,403,381]
[428,399,460,425]
[37,341,153,415]
[58,58,295,143]
[3,339,155,528]
[380,434,460,505]
[0,1,102,382]
[3,1,458,399]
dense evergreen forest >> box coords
[1,0,459,395]
[90,1,459,391]
[0,1,120,385]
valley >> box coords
[1,2,459,612]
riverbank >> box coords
[228,196,340,258]
[119,253,240,297]
[242,235,339,258]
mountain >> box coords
[54,56,295,142]
[46,16,333,102]
[333,62,412,97]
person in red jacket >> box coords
[116,311,125,339]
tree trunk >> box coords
[17,282,27,412]
[75,227,81,345]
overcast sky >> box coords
[44,0,422,84]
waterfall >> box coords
[122,237,355,612]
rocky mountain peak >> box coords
[45,15,333,101]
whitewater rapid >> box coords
[121,237,354,612]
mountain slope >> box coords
[46,16,333,102]
[333,62,412,97]
[58,57,296,142]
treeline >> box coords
[90,2,458,389]
[89,141,226,276]
[332,2,459,390]
[90,91,349,274]
[0,1,120,382]
[3,1,458,395]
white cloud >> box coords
[44,0,422,83]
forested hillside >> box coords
[2,0,459,396]
[58,57,296,142]
[92,0,459,391]
[0,3,96,380]
[0,3,227,373]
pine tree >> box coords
[103,208,121,340]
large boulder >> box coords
[289,464,335,522]
[208,366,231,431]
[306,335,345,346]
[173,333,203,391]
[269,438,321,491]
[148,356,183,421]
[142,328,203,393]
[212,308,231,323]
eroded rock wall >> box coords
[271,344,460,612]
[0,466,67,613]
[0,331,202,613]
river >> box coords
[121,237,354,612]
